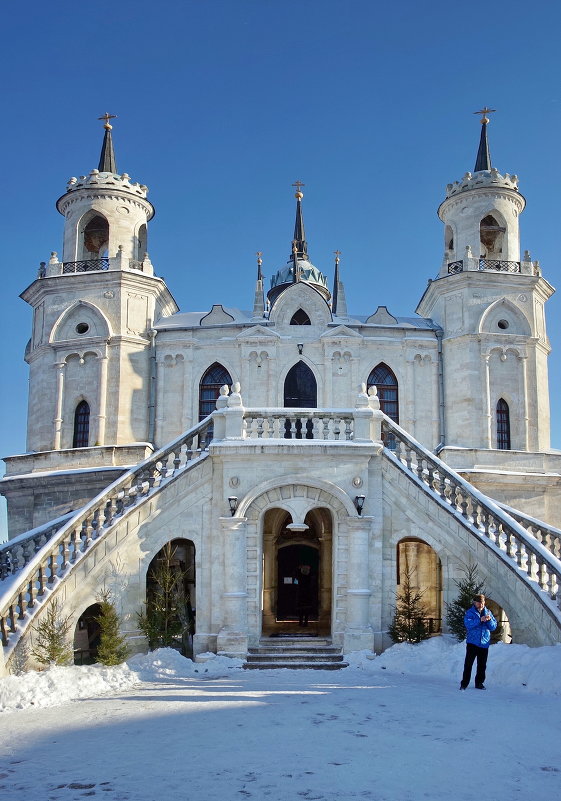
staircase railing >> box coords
[381,417,561,619]
[0,416,214,652]
[497,503,561,560]
[0,513,75,580]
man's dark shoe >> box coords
[475,684,486,690]
[459,685,467,690]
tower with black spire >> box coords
[417,110,554,455]
[267,184,330,307]
[19,118,177,472]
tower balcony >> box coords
[38,251,154,278]
[446,257,540,276]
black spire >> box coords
[97,113,118,173]
[291,181,308,262]
[473,107,495,172]
[332,252,340,314]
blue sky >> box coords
[1,1,560,536]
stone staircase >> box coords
[243,638,348,670]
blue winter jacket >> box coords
[464,605,497,648]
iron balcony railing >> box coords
[447,259,521,275]
[62,258,110,273]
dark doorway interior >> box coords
[73,603,102,665]
[276,544,319,621]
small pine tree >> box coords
[445,563,486,641]
[388,569,431,644]
[31,599,73,667]
[95,591,129,666]
[137,543,190,651]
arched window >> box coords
[82,215,109,258]
[199,363,232,421]
[73,400,90,448]
[290,309,311,325]
[284,361,317,408]
[137,224,147,260]
[367,363,399,423]
[496,399,511,450]
[480,214,505,258]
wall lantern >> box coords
[297,343,304,355]
[228,496,238,516]
[354,495,366,515]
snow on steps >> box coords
[243,638,348,670]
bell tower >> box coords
[417,111,555,454]
[55,113,154,269]
[20,118,177,457]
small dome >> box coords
[270,259,329,290]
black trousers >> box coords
[461,643,489,688]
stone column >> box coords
[482,354,492,448]
[519,354,529,450]
[344,516,374,652]
[154,357,165,446]
[53,360,66,449]
[216,516,249,657]
[95,352,109,445]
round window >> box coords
[497,319,509,330]
[75,322,90,335]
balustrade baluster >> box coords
[345,417,352,440]
[0,550,8,579]
[415,455,424,481]
[333,418,341,440]
[427,463,435,491]
[81,518,92,550]
[322,418,330,439]
[1,615,8,646]
[104,497,115,527]
[18,591,26,620]
[460,491,469,519]
[61,534,70,570]
[173,448,181,473]
[8,604,16,632]
[526,550,537,581]
[22,538,34,567]
[160,454,171,478]
[537,561,549,593]
[37,564,46,596]
[256,417,264,438]
[267,417,276,438]
[405,445,413,472]
[69,529,80,562]
[47,552,56,584]
[27,578,36,609]
[115,494,124,517]
[548,571,558,600]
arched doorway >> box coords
[73,603,102,664]
[284,361,317,407]
[142,539,196,655]
[396,538,442,634]
[262,508,332,636]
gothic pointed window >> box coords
[284,362,317,408]
[367,363,399,423]
[480,214,505,258]
[199,363,232,421]
[290,309,311,325]
[82,215,109,258]
[496,399,511,450]
[73,400,90,448]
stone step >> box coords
[245,663,346,670]
[246,652,344,663]
[248,645,337,654]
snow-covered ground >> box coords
[1,637,560,801]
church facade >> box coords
[1,115,560,672]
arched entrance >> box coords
[262,508,332,636]
[142,538,196,656]
[396,538,442,634]
[73,603,102,664]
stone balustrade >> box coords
[243,409,355,440]
[381,417,561,615]
[0,513,75,580]
[497,503,561,561]
[0,416,213,651]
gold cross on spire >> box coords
[292,180,305,199]
[334,250,341,264]
[98,112,117,130]
[473,106,496,124]
[256,251,263,266]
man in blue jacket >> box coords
[460,594,497,690]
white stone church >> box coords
[1,114,560,673]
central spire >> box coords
[291,181,308,262]
[97,112,118,173]
[473,106,495,172]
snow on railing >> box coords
[381,417,561,622]
[497,503,561,560]
[0,512,75,580]
[0,416,214,652]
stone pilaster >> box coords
[343,515,374,653]
[216,516,249,657]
